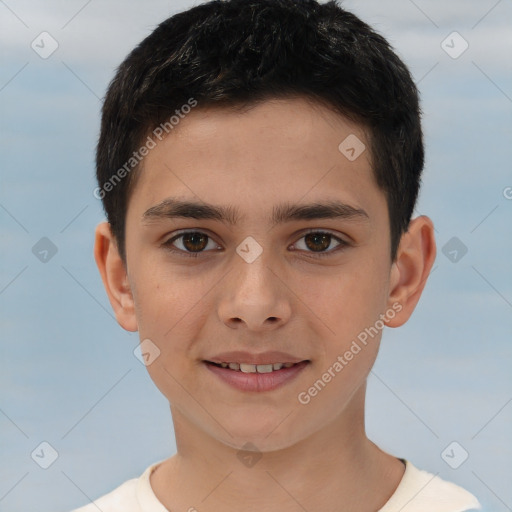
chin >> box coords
[220,433,302,454]
[213,413,313,453]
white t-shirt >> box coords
[70,459,481,512]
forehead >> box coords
[128,97,384,222]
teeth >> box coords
[256,364,273,373]
[239,363,255,373]
[214,361,299,373]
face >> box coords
[121,97,400,451]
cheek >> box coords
[293,267,387,418]
[134,277,204,406]
[299,260,389,346]
[131,266,218,388]
[132,265,201,336]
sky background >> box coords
[1,0,511,511]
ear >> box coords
[385,215,436,327]
[94,222,138,332]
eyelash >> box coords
[161,230,349,259]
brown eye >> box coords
[163,231,218,256]
[181,232,209,252]
[304,232,332,252]
[163,229,348,259]
[293,230,347,257]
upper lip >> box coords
[205,351,308,365]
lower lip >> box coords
[204,361,309,392]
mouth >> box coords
[203,359,310,392]
[205,361,304,373]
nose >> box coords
[217,250,292,332]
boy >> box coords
[75,0,481,510]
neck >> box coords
[151,384,404,512]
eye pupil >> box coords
[305,233,331,252]
[168,230,343,257]
[183,232,208,252]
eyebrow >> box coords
[141,197,369,227]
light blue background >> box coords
[1,1,511,511]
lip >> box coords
[205,350,307,365]
[204,360,310,392]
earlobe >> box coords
[94,222,138,332]
[385,216,436,328]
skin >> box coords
[95,97,436,512]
